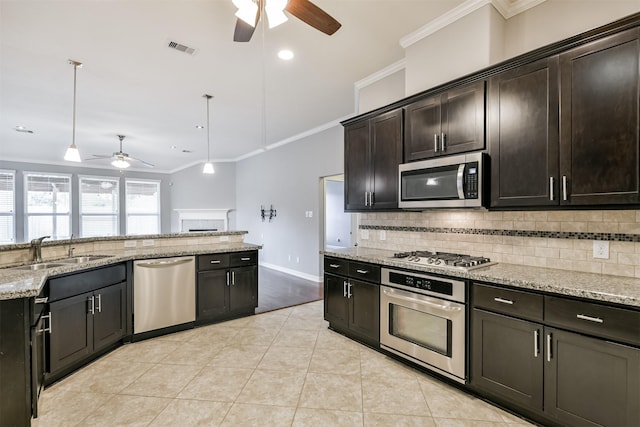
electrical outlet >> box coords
[220,236,229,242]
[124,240,137,248]
[288,254,291,261]
[307,210,313,218]
[142,240,155,247]
[360,230,369,240]
[379,230,386,241]
[296,256,300,263]
[593,240,609,259]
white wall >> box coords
[357,69,406,114]
[169,162,237,232]
[236,126,344,281]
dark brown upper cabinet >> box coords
[404,81,485,162]
[344,108,403,211]
[489,57,560,207]
[559,27,640,205]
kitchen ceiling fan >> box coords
[86,135,154,169]
[232,0,341,42]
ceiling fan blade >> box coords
[233,5,260,42]
[128,156,155,168]
[285,0,341,36]
[86,155,112,160]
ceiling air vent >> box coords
[167,40,197,55]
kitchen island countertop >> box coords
[0,242,261,301]
[322,247,640,308]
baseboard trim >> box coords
[259,262,322,283]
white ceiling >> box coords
[0,0,467,173]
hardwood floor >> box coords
[256,266,323,313]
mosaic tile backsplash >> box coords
[358,210,640,278]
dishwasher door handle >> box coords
[136,258,193,268]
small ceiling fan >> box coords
[233,0,341,42]
[86,135,154,169]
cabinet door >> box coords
[489,58,559,207]
[348,279,379,343]
[324,274,348,329]
[471,309,543,411]
[48,292,92,374]
[31,314,46,418]
[370,109,403,210]
[344,120,371,211]
[93,282,126,352]
[404,95,441,161]
[229,266,258,313]
[560,28,640,205]
[441,81,486,156]
[544,327,640,426]
[197,270,229,322]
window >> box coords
[0,171,15,244]
[24,173,71,241]
[125,179,160,235]
[79,176,119,237]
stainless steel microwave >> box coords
[398,152,485,209]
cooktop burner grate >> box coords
[392,251,495,270]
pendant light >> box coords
[64,60,83,162]
[202,94,215,174]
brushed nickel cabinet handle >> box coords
[210,260,221,264]
[231,271,235,285]
[493,297,514,305]
[562,176,568,201]
[226,271,230,286]
[343,280,348,297]
[441,132,446,151]
[35,297,48,304]
[356,269,369,274]
[546,333,552,362]
[434,134,439,152]
[549,177,555,201]
[96,294,102,313]
[241,257,251,261]
[534,330,540,358]
[40,313,52,334]
[329,264,340,269]
[347,283,352,298]
[577,314,603,323]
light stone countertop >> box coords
[0,242,261,301]
[322,247,640,309]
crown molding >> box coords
[354,59,406,90]
[400,0,547,48]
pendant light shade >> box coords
[64,60,83,162]
[111,158,131,169]
[202,94,215,175]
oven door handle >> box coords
[382,288,462,312]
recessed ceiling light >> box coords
[196,125,204,129]
[15,126,34,133]
[278,49,294,60]
[170,145,177,149]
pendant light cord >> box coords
[70,61,82,147]
[206,95,211,162]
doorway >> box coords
[320,174,355,253]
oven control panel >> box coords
[381,268,466,303]
[390,272,453,296]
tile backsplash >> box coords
[358,210,640,278]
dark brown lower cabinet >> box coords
[324,273,349,327]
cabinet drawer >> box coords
[198,254,229,271]
[49,263,126,302]
[473,283,543,323]
[230,251,257,267]
[348,262,380,283]
[324,257,349,275]
[545,296,640,346]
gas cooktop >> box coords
[391,251,496,271]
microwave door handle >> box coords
[457,164,465,199]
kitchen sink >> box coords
[11,262,69,271]
[59,255,113,264]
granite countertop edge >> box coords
[322,248,640,309]
[0,242,262,301]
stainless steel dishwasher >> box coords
[133,256,196,334]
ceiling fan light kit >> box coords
[202,94,215,175]
[111,158,130,169]
[64,59,83,162]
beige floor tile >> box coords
[242,312,290,329]
[281,316,327,331]
[298,373,363,412]
[364,412,437,426]
[272,328,319,348]
[293,408,364,427]
[362,375,431,417]
[315,329,364,351]
[153,327,201,342]
[289,303,326,320]
[54,359,155,394]
[159,341,221,366]
[178,366,254,402]
[104,339,181,363]
[257,345,314,371]
[360,348,418,381]
[76,394,171,426]
[120,364,202,398]
[433,419,509,427]
[220,403,296,427]
[32,389,114,427]
[210,344,269,369]
[187,324,241,347]
[233,327,279,346]
[308,347,361,376]
[149,399,231,427]
[236,370,306,406]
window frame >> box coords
[23,171,72,241]
[0,170,16,244]
[78,174,120,238]
[125,178,161,235]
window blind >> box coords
[80,176,119,237]
[125,179,160,234]
[0,171,15,243]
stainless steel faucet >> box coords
[68,234,75,257]
[30,235,50,263]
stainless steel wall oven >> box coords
[380,268,467,383]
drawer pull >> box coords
[356,269,369,274]
[577,314,603,324]
[241,257,251,261]
[35,297,48,304]
[494,297,514,305]
[343,280,348,297]
[546,333,552,362]
[210,260,221,264]
[329,264,340,268]
[534,329,540,358]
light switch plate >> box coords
[379,230,386,241]
[124,240,137,248]
[593,240,609,259]
[360,230,369,240]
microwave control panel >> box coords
[464,162,479,199]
